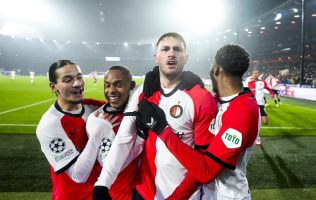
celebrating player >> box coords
[93,32,217,199]
[87,65,144,200]
[36,60,112,200]
[137,44,260,200]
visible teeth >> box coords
[109,97,118,100]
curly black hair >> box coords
[214,44,250,77]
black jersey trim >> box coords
[205,151,236,170]
[55,154,79,175]
[219,88,252,104]
[54,102,85,117]
[194,144,209,150]
[160,83,181,97]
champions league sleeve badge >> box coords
[49,138,66,153]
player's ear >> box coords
[49,82,58,94]
[213,64,220,77]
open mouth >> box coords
[108,96,119,103]
[72,89,83,97]
[167,60,177,65]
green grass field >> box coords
[0,75,315,199]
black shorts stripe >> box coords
[259,105,267,116]
[206,151,236,170]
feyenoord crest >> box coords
[170,105,183,118]
[49,138,66,153]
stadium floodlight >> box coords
[124,42,128,47]
[0,22,41,38]
[105,57,120,62]
[260,27,266,30]
[294,15,300,18]
[276,21,281,25]
[67,40,71,44]
[274,13,282,21]
[291,8,298,13]
[0,0,55,24]
[175,0,225,33]
[96,42,100,45]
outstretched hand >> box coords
[137,99,168,135]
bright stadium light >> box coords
[274,13,282,21]
[0,0,56,24]
[175,0,226,33]
[0,22,42,38]
[105,57,121,62]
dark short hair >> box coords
[156,32,186,49]
[49,60,75,83]
[214,44,250,77]
[107,65,132,80]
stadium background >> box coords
[0,0,315,199]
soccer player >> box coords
[87,65,144,200]
[137,44,260,200]
[247,70,274,145]
[93,32,217,199]
[11,70,16,80]
[29,71,35,84]
[266,74,281,107]
[36,60,113,200]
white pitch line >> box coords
[0,124,37,127]
[0,98,55,115]
[262,127,316,130]
[0,88,96,115]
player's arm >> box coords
[36,115,113,183]
[263,80,274,96]
[138,100,257,184]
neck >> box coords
[160,72,182,89]
[57,99,82,111]
[218,78,243,97]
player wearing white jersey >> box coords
[93,32,217,200]
[36,60,111,200]
[137,44,260,200]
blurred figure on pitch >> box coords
[248,70,274,145]
[29,71,35,84]
[11,70,16,80]
[92,71,98,86]
[87,65,144,200]
[36,60,108,200]
[266,74,281,107]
